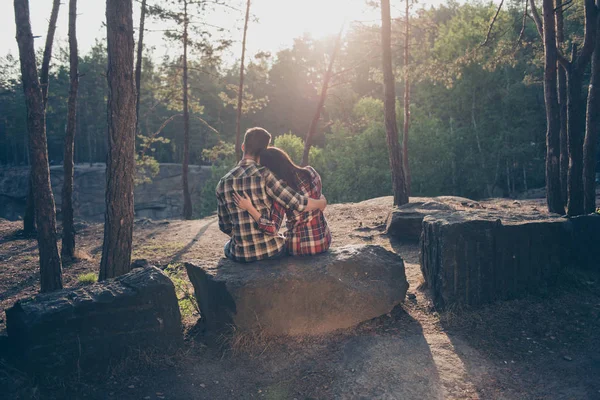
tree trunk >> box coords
[14,0,63,292]
[135,0,146,133]
[402,0,411,194]
[566,63,586,216]
[40,0,61,110]
[556,0,568,205]
[182,0,193,220]
[301,24,343,167]
[381,0,409,206]
[61,0,79,260]
[23,179,35,234]
[584,20,600,213]
[235,0,251,161]
[99,0,137,281]
[542,0,565,214]
[23,0,61,235]
[566,0,598,216]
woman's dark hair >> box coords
[259,147,311,191]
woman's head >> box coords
[259,147,310,191]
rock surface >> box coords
[5,267,182,371]
[420,211,600,308]
[0,164,211,221]
[385,199,456,241]
[185,245,409,336]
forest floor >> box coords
[1,196,600,399]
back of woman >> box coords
[261,148,331,256]
[283,166,331,255]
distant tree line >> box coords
[3,1,599,206]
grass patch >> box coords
[77,272,97,285]
[132,241,185,260]
[163,264,200,321]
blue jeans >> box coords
[224,240,287,263]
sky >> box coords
[0,0,450,64]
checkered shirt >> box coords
[256,166,332,256]
[216,159,309,262]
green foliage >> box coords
[319,98,392,203]
[77,273,97,285]
[272,133,323,167]
[1,0,582,203]
[196,141,236,218]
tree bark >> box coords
[565,0,597,216]
[403,0,411,194]
[556,0,568,205]
[584,15,600,213]
[99,0,137,281]
[182,0,193,220]
[61,0,79,259]
[135,0,146,134]
[23,180,35,234]
[14,0,63,292]
[542,0,565,214]
[381,0,409,206]
[235,0,251,161]
[566,63,586,216]
[23,0,61,235]
[40,0,61,110]
[301,24,343,167]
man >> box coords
[216,127,327,262]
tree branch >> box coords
[528,0,544,39]
[191,115,220,135]
[517,0,528,44]
[554,0,573,11]
[576,0,599,70]
[481,0,505,47]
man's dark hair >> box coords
[243,127,271,156]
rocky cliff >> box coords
[0,164,212,221]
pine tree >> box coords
[99,0,137,280]
[381,0,409,206]
[13,0,63,292]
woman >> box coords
[233,147,332,256]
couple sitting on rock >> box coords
[216,127,332,262]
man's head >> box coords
[242,127,271,159]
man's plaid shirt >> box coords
[216,159,308,262]
[256,166,332,256]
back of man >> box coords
[216,127,310,262]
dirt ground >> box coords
[1,196,599,399]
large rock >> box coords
[420,211,600,308]
[185,245,409,336]
[0,163,211,221]
[385,199,456,241]
[5,267,182,371]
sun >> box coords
[247,0,379,51]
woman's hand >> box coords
[233,192,253,211]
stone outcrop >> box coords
[5,267,182,372]
[0,163,211,221]
[385,199,456,241]
[185,245,409,336]
[420,211,600,308]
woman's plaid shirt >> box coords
[256,166,332,256]
[216,159,308,262]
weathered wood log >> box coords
[5,267,182,372]
[185,245,409,336]
[420,211,600,308]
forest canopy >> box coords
[1,0,594,215]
